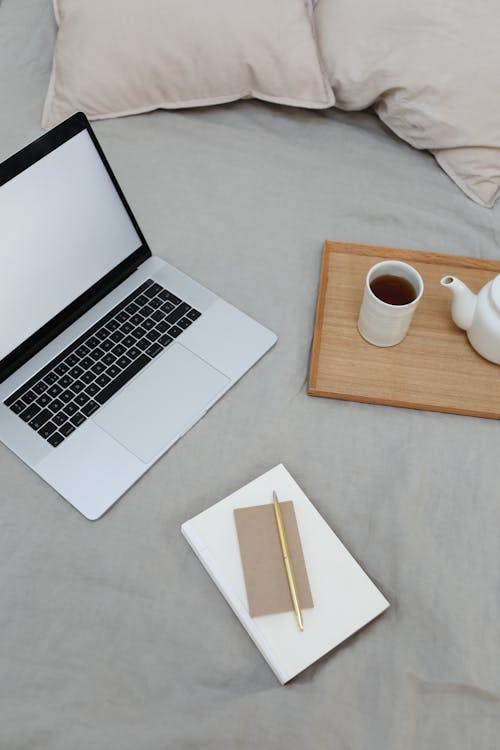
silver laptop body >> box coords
[0,114,276,519]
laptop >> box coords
[0,113,276,520]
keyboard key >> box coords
[168,325,183,338]
[10,399,26,414]
[82,400,99,417]
[96,373,111,388]
[65,354,79,368]
[53,412,68,426]
[19,403,40,422]
[136,337,151,351]
[95,328,108,341]
[28,409,52,431]
[160,301,175,315]
[102,353,116,366]
[125,302,139,315]
[141,304,154,317]
[75,344,90,358]
[144,283,162,298]
[105,319,120,332]
[59,375,73,389]
[159,334,173,347]
[156,321,169,333]
[187,308,201,321]
[151,310,164,322]
[80,356,94,370]
[110,330,125,343]
[127,347,141,360]
[68,366,84,379]
[48,432,64,447]
[100,339,113,352]
[81,371,95,384]
[112,343,126,357]
[130,314,144,327]
[33,381,48,396]
[75,392,90,407]
[116,356,132,369]
[96,354,150,406]
[85,383,99,397]
[87,336,100,349]
[135,294,148,306]
[47,384,63,398]
[49,398,64,413]
[60,389,73,403]
[133,326,147,339]
[178,317,193,330]
[158,289,170,302]
[122,335,136,348]
[37,393,51,407]
[60,422,76,437]
[166,292,181,306]
[146,329,161,342]
[92,362,105,375]
[166,302,190,325]
[54,362,69,376]
[121,321,134,334]
[142,318,155,331]
[116,311,129,324]
[22,390,37,405]
[43,373,58,386]
[70,381,85,394]
[107,364,120,379]
[146,343,163,358]
[71,413,86,427]
[63,402,78,416]
[39,421,57,439]
[90,347,106,361]
[149,297,162,309]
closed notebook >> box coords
[181,464,389,684]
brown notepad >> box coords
[234,501,314,617]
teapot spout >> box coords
[440,276,477,331]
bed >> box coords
[1,1,499,748]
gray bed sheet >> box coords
[1,2,499,748]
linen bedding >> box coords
[1,2,499,749]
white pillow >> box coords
[315,0,500,207]
[43,0,334,129]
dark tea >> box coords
[369,274,417,305]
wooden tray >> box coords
[308,241,500,419]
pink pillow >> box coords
[43,0,334,129]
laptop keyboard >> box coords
[3,279,202,448]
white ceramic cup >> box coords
[357,260,424,347]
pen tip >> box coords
[273,490,278,501]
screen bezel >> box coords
[0,112,151,383]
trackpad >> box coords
[93,344,229,463]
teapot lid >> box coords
[491,275,500,314]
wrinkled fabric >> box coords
[315,0,500,208]
[1,1,499,749]
[42,0,334,129]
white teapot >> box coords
[441,274,500,364]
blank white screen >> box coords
[0,130,141,361]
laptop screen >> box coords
[0,129,142,363]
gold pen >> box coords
[273,490,304,631]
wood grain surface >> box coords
[308,241,500,419]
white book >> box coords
[181,464,389,684]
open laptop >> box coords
[0,113,276,520]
